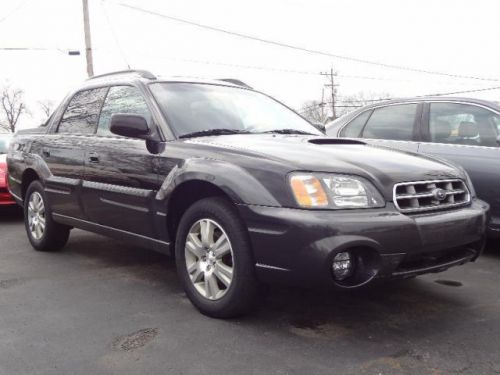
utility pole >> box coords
[82,0,94,77]
[320,88,325,121]
[321,67,338,120]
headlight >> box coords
[290,173,385,209]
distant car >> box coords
[326,97,500,238]
[0,134,15,206]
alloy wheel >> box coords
[27,191,46,240]
[184,218,234,300]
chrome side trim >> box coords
[82,180,153,198]
[47,176,80,186]
[100,197,149,213]
[247,227,287,235]
[255,263,291,272]
[156,211,167,217]
[45,188,71,195]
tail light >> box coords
[0,162,7,186]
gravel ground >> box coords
[1,208,499,375]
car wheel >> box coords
[24,180,70,252]
[175,197,259,318]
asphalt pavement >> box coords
[1,208,499,375]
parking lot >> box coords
[0,209,499,375]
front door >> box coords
[418,101,500,233]
[81,85,159,237]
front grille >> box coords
[393,179,470,213]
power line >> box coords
[418,85,500,97]
[155,56,449,83]
[113,1,500,82]
[0,47,80,55]
[101,0,131,69]
[300,84,500,114]
[0,0,31,24]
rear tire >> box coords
[175,197,259,318]
[24,180,70,252]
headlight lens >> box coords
[290,173,385,209]
[289,174,329,208]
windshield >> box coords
[0,135,11,154]
[149,83,321,137]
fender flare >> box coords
[155,158,281,207]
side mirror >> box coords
[497,135,500,145]
[110,114,150,139]
[312,122,326,134]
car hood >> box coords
[188,134,464,199]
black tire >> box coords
[24,180,70,252]
[175,197,260,318]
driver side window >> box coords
[97,86,152,136]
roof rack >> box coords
[218,78,252,89]
[87,69,156,81]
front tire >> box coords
[175,197,259,318]
[24,180,70,252]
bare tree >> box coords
[300,91,392,125]
[38,99,55,120]
[336,91,392,117]
[0,84,27,133]
[299,100,329,124]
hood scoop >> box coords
[308,138,366,145]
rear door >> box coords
[81,85,159,237]
[418,101,500,232]
[41,87,107,219]
[357,103,422,152]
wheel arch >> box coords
[166,179,236,244]
[21,168,40,200]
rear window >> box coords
[362,104,417,141]
[340,111,371,137]
[57,88,108,134]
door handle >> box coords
[42,148,50,158]
[88,152,99,163]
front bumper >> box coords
[237,199,488,288]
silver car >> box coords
[326,97,500,238]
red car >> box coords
[0,134,15,206]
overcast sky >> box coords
[1,0,499,129]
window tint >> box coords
[58,88,107,134]
[362,104,417,141]
[429,103,500,147]
[340,111,371,137]
[97,86,151,136]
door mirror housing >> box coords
[110,114,150,138]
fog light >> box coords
[332,252,354,281]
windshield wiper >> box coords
[179,128,252,139]
[261,129,316,135]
